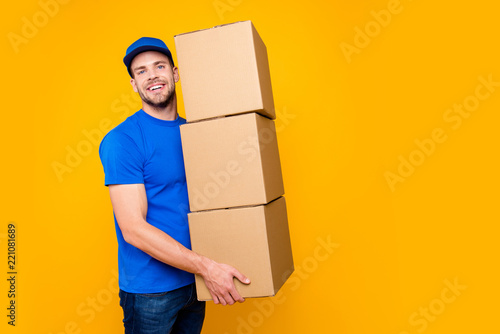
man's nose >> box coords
[148,67,159,79]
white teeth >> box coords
[150,85,163,91]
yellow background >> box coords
[1,0,499,333]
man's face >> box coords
[130,51,179,109]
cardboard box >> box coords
[180,113,284,212]
[174,21,275,122]
[188,197,294,300]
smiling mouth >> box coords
[147,84,165,91]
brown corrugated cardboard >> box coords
[174,21,275,122]
[188,197,294,300]
[180,112,284,212]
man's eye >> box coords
[138,70,145,75]
[158,65,164,69]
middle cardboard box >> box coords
[180,112,284,212]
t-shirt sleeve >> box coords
[99,131,144,186]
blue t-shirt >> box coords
[99,109,194,293]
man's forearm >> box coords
[124,218,207,276]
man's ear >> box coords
[173,66,180,83]
[130,78,138,93]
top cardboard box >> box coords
[174,21,275,122]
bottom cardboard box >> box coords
[188,197,294,301]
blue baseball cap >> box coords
[123,37,174,77]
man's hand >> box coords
[199,258,250,305]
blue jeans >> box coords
[119,283,205,334]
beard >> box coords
[138,82,175,110]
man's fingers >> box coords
[233,269,251,285]
[226,283,245,303]
[209,291,219,305]
[202,261,250,305]
[230,290,245,303]
[220,289,236,305]
[217,293,227,306]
